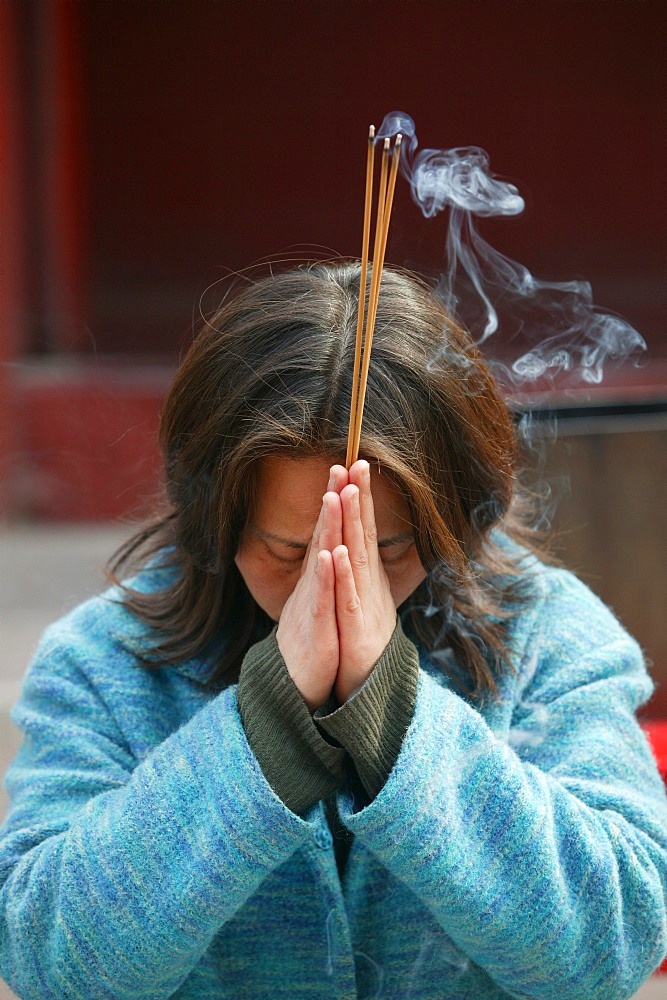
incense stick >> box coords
[346,132,402,467]
[346,136,389,467]
[346,126,376,469]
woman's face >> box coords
[235,455,427,621]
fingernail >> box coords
[327,467,336,490]
[362,461,370,479]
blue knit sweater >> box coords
[1,557,666,998]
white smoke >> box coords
[376,112,646,389]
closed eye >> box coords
[251,527,308,566]
[269,550,304,565]
[262,540,307,565]
[379,541,414,565]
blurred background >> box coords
[0,2,666,993]
[2,0,665,686]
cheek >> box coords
[234,549,299,621]
[384,554,427,608]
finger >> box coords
[327,464,349,494]
[300,492,329,578]
[349,460,381,576]
[312,549,336,621]
[340,483,374,601]
[318,491,342,553]
[299,538,313,578]
[332,544,363,624]
[301,491,342,581]
[348,459,378,544]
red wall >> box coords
[4,0,665,521]
[1,1,666,720]
[77,1,666,356]
[4,0,666,515]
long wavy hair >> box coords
[110,261,542,700]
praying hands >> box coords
[276,460,398,711]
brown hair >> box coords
[110,261,541,700]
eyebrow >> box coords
[252,527,413,549]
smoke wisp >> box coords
[376,112,646,391]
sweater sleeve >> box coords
[335,569,667,999]
[315,619,419,798]
[238,621,419,808]
[237,628,346,814]
[0,621,319,999]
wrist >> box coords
[335,616,398,703]
[276,626,337,713]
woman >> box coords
[1,263,665,999]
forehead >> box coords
[252,455,411,543]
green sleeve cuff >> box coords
[314,619,419,799]
[237,628,346,815]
